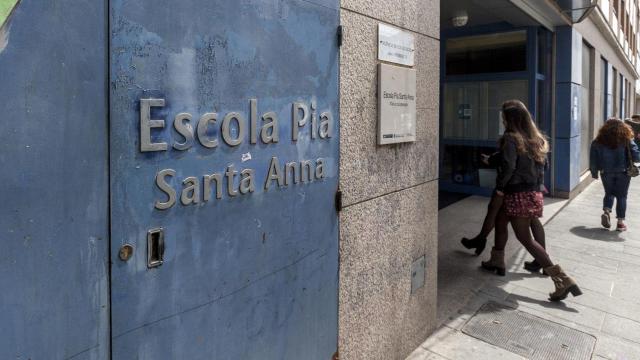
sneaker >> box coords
[616,222,627,232]
[601,212,611,229]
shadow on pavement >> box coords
[507,293,580,313]
[569,225,624,242]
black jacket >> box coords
[495,136,546,193]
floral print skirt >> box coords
[504,191,544,218]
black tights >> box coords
[478,194,547,254]
[478,193,504,239]
[492,212,552,268]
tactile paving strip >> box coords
[461,302,596,360]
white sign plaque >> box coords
[378,23,415,66]
[378,63,416,145]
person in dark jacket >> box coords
[590,118,640,231]
[624,115,640,148]
[482,100,582,301]
[460,152,507,257]
[461,151,548,275]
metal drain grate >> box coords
[462,302,596,360]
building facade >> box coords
[338,1,440,359]
[562,0,640,196]
[440,0,640,199]
[7,1,638,359]
[0,1,440,359]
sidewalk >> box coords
[408,180,640,360]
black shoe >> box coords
[481,262,506,276]
[461,236,487,256]
[524,260,548,276]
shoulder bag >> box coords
[626,142,639,177]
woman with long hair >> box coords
[461,153,548,276]
[482,100,582,301]
[590,118,640,231]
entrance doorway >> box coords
[440,26,553,199]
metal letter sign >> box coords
[378,63,417,144]
[110,1,339,359]
[378,23,415,66]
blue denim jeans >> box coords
[601,172,631,219]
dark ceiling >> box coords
[440,0,544,31]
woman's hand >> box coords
[496,190,504,196]
[480,154,490,165]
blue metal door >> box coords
[109,1,340,358]
[0,1,110,359]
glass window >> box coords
[602,57,607,122]
[620,74,626,119]
[442,145,499,187]
[580,42,593,173]
[537,29,551,75]
[607,65,615,118]
[443,80,529,141]
[445,31,527,75]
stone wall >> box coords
[338,1,440,359]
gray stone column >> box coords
[338,1,440,359]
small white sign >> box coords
[378,23,415,66]
[378,63,416,145]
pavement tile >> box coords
[616,262,640,283]
[414,180,640,360]
[623,244,640,257]
[502,302,598,337]
[571,261,621,281]
[592,250,640,265]
[405,347,449,360]
[420,327,526,360]
[593,332,640,360]
[441,292,517,331]
[610,279,640,302]
[593,334,640,360]
[601,314,640,344]
[546,244,620,271]
[571,273,615,296]
[501,267,614,296]
[546,231,627,253]
[505,285,607,330]
[563,288,640,324]
[478,278,520,301]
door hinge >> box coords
[335,190,343,212]
[337,25,343,47]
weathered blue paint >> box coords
[555,26,583,85]
[555,83,582,138]
[109,1,339,358]
[554,26,584,193]
[0,1,109,359]
[554,136,582,192]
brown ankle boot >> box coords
[481,249,505,276]
[544,264,583,301]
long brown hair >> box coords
[595,118,634,148]
[500,100,549,164]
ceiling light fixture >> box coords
[451,11,469,27]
